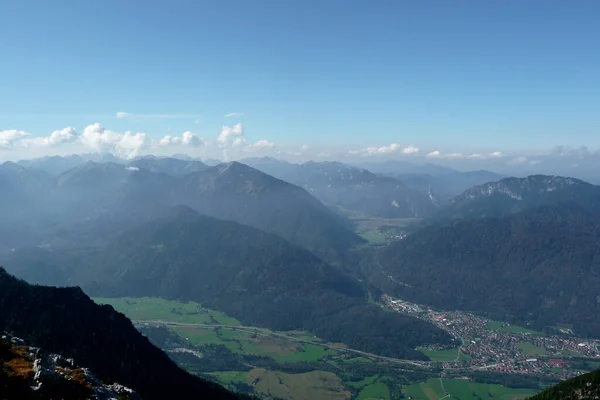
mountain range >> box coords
[356,160,505,202]
[129,155,209,175]
[242,158,438,218]
[0,160,364,262]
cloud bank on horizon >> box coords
[1,121,600,181]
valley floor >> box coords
[94,297,584,400]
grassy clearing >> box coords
[246,368,350,400]
[275,343,337,363]
[208,371,247,386]
[173,326,242,352]
[517,341,547,356]
[169,323,336,363]
[442,378,537,400]
[403,378,537,400]
[346,375,379,389]
[487,321,542,335]
[404,378,445,400]
[359,230,387,245]
[586,361,600,370]
[561,348,584,357]
[357,382,390,400]
[417,347,459,362]
[94,297,241,326]
[95,297,337,362]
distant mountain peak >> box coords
[0,161,25,172]
[167,204,202,220]
[432,174,600,221]
[456,174,589,203]
[216,161,265,177]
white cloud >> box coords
[217,123,245,146]
[224,112,244,118]
[348,143,401,156]
[232,137,247,147]
[445,153,464,159]
[181,131,203,147]
[0,130,29,148]
[467,153,485,159]
[116,111,200,119]
[22,127,78,147]
[425,151,463,159]
[300,144,310,152]
[125,166,140,171]
[402,145,419,155]
[466,151,504,160]
[80,123,148,159]
[249,139,275,149]
[157,131,204,148]
[159,135,177,146]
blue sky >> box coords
[0,0,599,162]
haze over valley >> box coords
[2,1,600,399]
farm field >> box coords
[487,321,543,335]
[359,230,387,245]
[95,297,339,363]
[356,381,390,400]
[172,324,337,362]
[95,297,241,325]
[417,347,459,362]
[95,297,543,400]
[517,341,547,356]
[403,378,537,400]
[246,368,351,400]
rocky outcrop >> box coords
[0,333,140,400]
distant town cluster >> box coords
[382,295,600,380]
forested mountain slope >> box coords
[378,205,600,336]
[530,369,600,400]
[6,207,451,359]
[435,175,600,221]
[178,162,365,261]
[0,268,251,400]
